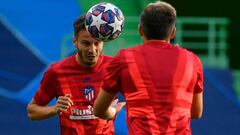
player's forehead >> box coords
[77,30,101,43]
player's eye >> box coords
[81,41,91,46]
[94,42,100,46]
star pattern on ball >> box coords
[90,12,107,31]
[98,33,110,41]
[103,3,117,14]
[108,15,124,34]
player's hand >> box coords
[54,94,73,114]
[110,99,126,114]
[115,102,126,113]
[107,100,125,120]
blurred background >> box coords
[0,0,239,134]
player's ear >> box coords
[138,24,144,37]
[73,37,77,48]
[170,26,176,39]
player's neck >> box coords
[144,39,170,43]
[143,36,170,43]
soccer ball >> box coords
[85,2,124,42]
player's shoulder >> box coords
[174,45,191,53]
[102,54,113,59]
[49,55,75,70]
[117,44,142,55]
[184,48,198,58]
[101,54,113,62]
[178,47,201,62]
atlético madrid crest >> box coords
[84,86,95,100]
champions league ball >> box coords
[85,2,124,42]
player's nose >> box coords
[88,44,97,53]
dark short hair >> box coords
[140,1,176,40]
[74,15,86,38]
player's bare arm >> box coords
[27,94,73,120]
[191,92,203,119]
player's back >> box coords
[120,40,201,135]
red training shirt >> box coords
[34,54,114,135]
[103,40,204,135]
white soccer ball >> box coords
[85,2,125,42]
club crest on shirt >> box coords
[84,86,95,100]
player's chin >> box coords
[86,59,97,66]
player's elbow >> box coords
[191,92,203,119]
[27,104,38,121]
[191,104,203,119]
[191,110,203,119]
[191,114,202,119]
[27,106,34,120]
[27,112,37,121]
